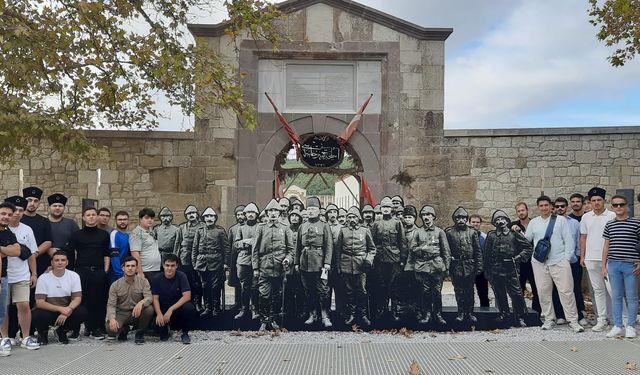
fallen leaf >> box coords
[491,329,503,334]
[484,370,494,373]
[429,332,437,338]
[570,346,578,352]
[399,327,414,338]
[352,324,363,333]
[408,360,421,375]
[283,359,291,362]
[624,362,637,370]
[230,330,243,337]
[175,356,183,360]
[448,354,466,360]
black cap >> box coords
[22,186,43,200]
[47,193,68,206]
[588,187,606,199]
[306,196,321,209]
[403,205,417,217]
[5,196,27,209]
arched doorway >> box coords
[274,135,364,208]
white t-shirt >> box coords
[35,270,82,307]
[8,223,38,283]
[580,209,616,261]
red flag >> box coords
[339,94,373,145]
[275,174,284,198]
[264,92,301,159]
[360,176,377,206]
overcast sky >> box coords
[155,0,640,130]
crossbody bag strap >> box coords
[543,215,557,240]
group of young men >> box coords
[0,185,639,354]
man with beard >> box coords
[278,198,290,226]
[192,207,229,317]
[445,207,483,323]
[284,209,306,321]
[511,202,541,314]
[290,198,304,212]
[399,206,419,316]
[325,203,344,320]
[484,210,532,327]
[108,211,130,284]
[296,197,334,328]
[227,205,245,312]
[374,205,383,222]
[568,193,585,222]
[234,203,260,320]
[370,197,407,321]
[391,196,404,211]
[337,208,347,226]
[252,199,294,331]
[406,205,450,325]
[20,187,52,277]
[335,206,376,327]
[47,193,78,268]
[155,207,179,256]
[97,208,114,234]
[361,205,375,228]
[174,205,204,312]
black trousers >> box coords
[343,273,368,318]
[493,272,528,317]
[452,274,476,314]
[198,269,224,311]
[76,267,107,332]
[283,270,306,319]
[552,261,585,320]
[414,272,444,315]
[237,264,258,312]
[475,272,490,307]
[32,306,89,336]
[519,261,541,313]
[371,262,402,316]
[300,271,330,313]
[157,302,197,334]
[258,275,283,324]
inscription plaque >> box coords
[286,64,355,112]
[299,133,344,168]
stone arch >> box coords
[253,115,383,207]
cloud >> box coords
[444,0,640,128]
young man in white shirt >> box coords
[580,187,616,332]
[1,196,39,350]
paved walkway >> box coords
[3,336,640,375]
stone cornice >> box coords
[85,129,195,140]
[188,0,452,41]
[444,126,640,138]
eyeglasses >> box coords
[554,204,566,208]
[612,203,627,208]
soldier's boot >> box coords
[305,310,318,325]
[467,305,478,324]
[496,311,508,323]
[234,308,248,320]
[360,315,371,327]
[212,298,223,317]
[345,315,356,326]
[199,294,212,317]
[270,320,280,330]
[418,311,431,325]
[514,315,527,328]
[390,300,400,322]
[251,308,260,320]
[433,311,447,326]
[321,309,333,328]
[258,323,267,332]
[455,307,465,322]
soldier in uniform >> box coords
[399,206,419,315]
[284,209,306,321]
[278,198,290,225]
[227,205,245,312]
[395,206,405,221]
[174,205,204,312]
[361,205,375,228]
[192,207,229,317]
[290,197,304,212]
[406,205,450,325]
[252,199,294,331]
[484,210,533,327]
[335,206,376,326]
[234,203,260,320]
[371,197,407,321]
[446,207,483,323]
[325,203,345,320]
[391,196,404,211]
[337,208,347,226]
[155,207,179,256]
[295,197,334,328]
[374,205,383,222]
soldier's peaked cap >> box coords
[391,195,404,204]
[184,205,198,215]
[403,205,417,217]
[234,205,246,214]
[306,197,321,209]
[380,197,393,208]
[452,206,469,219]
[5,196,27,209]
[491,210,510,225]
[362,204,374,213]
[325,203,338,212]
[265,199,282,211]
[288,208,302,219]
[159,207,173,216]
[47,193,68,206]
[202,207,216,217]
[338,208,347,216]
[347,206,362,219]
[22,186,43,200]
[420,205,436,217]
[243,203,259,214]
[279,197,290,205]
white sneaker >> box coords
[606,326,625,338]
[626,326,636,339]
[579,318,588,326]
[556,318,567,325]
[20,336,40,350]
[541,320,556,330]
[569,321,584,333]
[0,338,11,357]
[592,319,608,332]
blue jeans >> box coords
[0,277,8,326]
[607,260,639,327]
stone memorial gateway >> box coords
[2,0,639,231]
